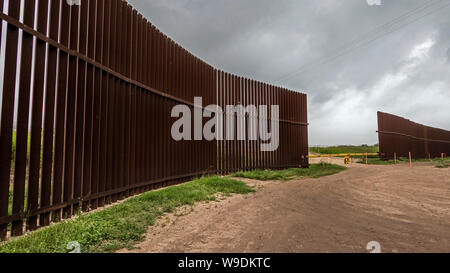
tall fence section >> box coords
[377,112,450,160]
[0,0,308,239]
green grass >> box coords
[233,164,346,181]
[309,145,379,155]
[12,131,16,156]
[11,131,16,169]
[0,176,254,253]
[8,190,13,215]
[355,157,450,167]
[433,158,450,168]
[356,157,401,165]
[10,130,35,171]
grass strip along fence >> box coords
[355,157,450,168]
[1,163,347,253]
[0,176,254,253]
[0,0,308,240]
[234,164,346,181]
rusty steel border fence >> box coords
[0,0,308,239]
[377,112,450,160]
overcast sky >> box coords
[127,0,450,146]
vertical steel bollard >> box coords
[409,152,412,168]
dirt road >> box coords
[122,160,450,253]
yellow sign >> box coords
[344,155,351,165]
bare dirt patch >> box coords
[120,161,450,253]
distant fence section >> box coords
[0,0,308,240]
[377,112,450,160]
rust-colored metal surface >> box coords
[0,0,308,239]
[377,112,450,160]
